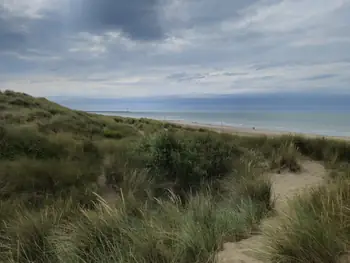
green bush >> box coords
[27,109,52,122]
[0,103,7,110]
[283,136,350,163]
[102,129,124,139]
[9,98,36,107]
[38,114,103,135]
[138,131,239,196]
[104,122,139,137]
[0,126,66,159]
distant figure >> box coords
[252,127,256,130]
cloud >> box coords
[0,0,350,98]
[73,0,164,41]
[230,0,347,33]
[302,74,337,81]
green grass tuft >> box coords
[264,179,350,263]
[270,142,301,173]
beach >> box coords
[168,120,350,141]
[98,109,350,138]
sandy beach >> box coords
[168,120,350,141]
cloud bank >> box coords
[1,0,350,97]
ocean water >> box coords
[54,93,350,137]
[98,110,350,137]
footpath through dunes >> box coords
[218,161,326,263]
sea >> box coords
[98,111,350,137]
[55,93,350,137]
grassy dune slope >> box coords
[0,90,350,263]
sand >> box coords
[217,161,326,263]
[168,120,350,141]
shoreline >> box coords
[95,111,350,140]
[167,120,350,141]
[94,111,350,141]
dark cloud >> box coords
[0,7,67,54]
[0,0,164,56]
[222,72,248,76]
[166,72,188,80]
[0,0,259,56]
[75,0,164,40]
[163,0,258,30]
[167,72,206,82]
[302,74,337,81]
[0,15,26,51]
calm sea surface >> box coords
[55,93,350,137]
[95,110,350,137]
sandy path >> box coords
[217,161,326,263]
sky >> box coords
[1,0,350,98]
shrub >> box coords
[27,109,52,122]
[0,103,7,110]
[9,98,36,107]
[292,136,350,163]
[0,125,66,159]
[102,151,135,185]
[102,129,123,139]
[38,114,103,135]
[138,131,239,196]
[0,112,27,124]
[103,123,138,138]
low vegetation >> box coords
[264,176,350,263]
[0,90,349,263]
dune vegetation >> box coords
[0,90,350,263]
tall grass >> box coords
[0,201,77,263]
[0,158,101,207]
[264,177,350,263]
[0,154,273,263]
[51,184,272,263]
[270,142,301,173]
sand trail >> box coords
[217,161,326,263]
